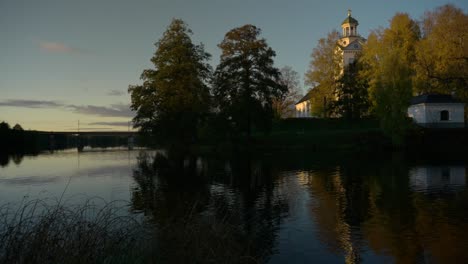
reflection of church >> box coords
[296,10,366,118]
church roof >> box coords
[342,16,358,25]
[410,94,463,105]
[296,91,313,105]
[295,86,322,105]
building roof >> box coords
[410,94,463,105]
[296,90,313,105]
[342,16,358,25]
[295,86,324,105]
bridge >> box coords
[37,131,138,137]
[37,131,140,152]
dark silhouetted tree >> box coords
[128,19,211,147]
[213,25,286,137]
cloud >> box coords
[0,99,64,108]
[69,103,134,118]
[87,121,131,127]
[39,41,81,53]
[0,99,134,118]
[107,89,126,96]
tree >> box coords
[360,13,420,145]
[414,4,468,99]
[305,30,341,116]
[212,25,286,137]
[272,66,303,119]
[0,122,10,132]
[128,19,211,146]
[330,61,369,119]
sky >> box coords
[1,0,467,131]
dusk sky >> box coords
[1,0,467,131]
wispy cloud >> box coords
[39,41,81,54]
[107,89,126,96]
[0,99,134,118]
[69,104,134,118]
[0,99,64,108]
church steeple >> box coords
[341,9,359,37]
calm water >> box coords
[1,149,468,263]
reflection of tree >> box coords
[0,154,9,167]
[129,151,289,263]
[0,153,25,167]
[306,153,468,263]
[412,193,468,263]
[209,152,289,261]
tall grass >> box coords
[0,198,146,264]
[0,196,264,264]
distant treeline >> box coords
[0,121,143,155]
[0,122,50,154]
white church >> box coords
[296,10,365,118]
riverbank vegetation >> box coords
[128,4,466,151]
[306,4,467,145]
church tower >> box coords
[337,10,365,67]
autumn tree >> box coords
[272,66,303,119]
[414,4,468,99]
[360,13,420,145]
[213,25,286,137]
[305,30,341,116]
[128,19,211,146]
[330,61,369,119]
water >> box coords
[1,149,467,263]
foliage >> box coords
[272,66,303,119]
[360,13,420,145]
[330,61,370,119]
[0,198,145,264]
[128,19,211,146]
[212,24,286,137]
[305,30,341,117]
[414,4,468,100]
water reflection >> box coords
[410,166,466,193]
[0,153,26,167]
[1,149,468,263]
[130,151,289,263]
[301,154,468,263]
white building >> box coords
[295,91,313,118]
[408,94,465,128]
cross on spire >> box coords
[348,9,352,17]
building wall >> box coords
[295,101,312,118]
[408,104,426,123]
[408,103,465,127]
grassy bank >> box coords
[197,118,389,152]
[0,196,263,264]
